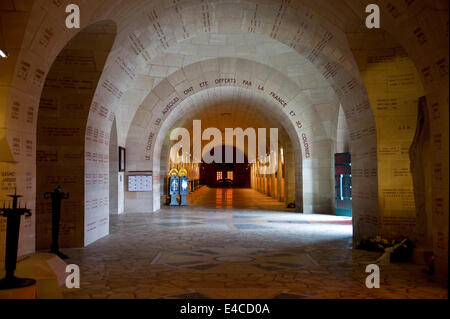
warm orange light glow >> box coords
[215,188,223,208]
[225,189,232,209]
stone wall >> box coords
[1,0,38,260]
[344,0,448,278]
[349,29,427,240]
[35,20,116,249]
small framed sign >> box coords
[119,147,126,172]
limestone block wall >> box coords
[349,30,427,240]
[0,0,123,259]
[345,0,448,278]
[336,104,350,154]
[35,21,116,249]
[0,0,34,261]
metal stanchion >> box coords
[44,186,69,259]
[0,189,36,290]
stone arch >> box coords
[3,0,381,253]
[152,88,303,211]
[13,0,378,246]
[87,0,379,243]
[342,0,448,277]
[154,86,300,212]
[125,58,342,215]
[35,20,117,249]
[1,0,446,278]
[125,58,321,163]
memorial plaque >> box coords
[128,174,153,192]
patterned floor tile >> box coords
[60,187,447,299]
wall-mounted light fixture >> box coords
[0,49,8,59]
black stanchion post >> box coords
[0,189,36,290]
[44,186,69,259]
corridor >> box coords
[60,188,447,299]
[1,0,448,303]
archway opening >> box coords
[149,87,303,212]
[156,89,300,212]
[200,145,250,189]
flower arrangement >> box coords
[357,235,414,263]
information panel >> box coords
[128,174,152,192]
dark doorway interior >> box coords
[334,152,352,217]
[200,145,250,188]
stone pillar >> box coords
[271,175,274,197]
[264,175,268,195]
[109,119,119,215]
[278,148,283,202]
[409,97,433,257]
[285,148,296,207]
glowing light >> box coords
[0,49,8,59]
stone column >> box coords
[285,148,296,207]
[409,97,433,255]
[278,148,283,202]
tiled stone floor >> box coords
[61,187,448,299]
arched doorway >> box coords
[147,85,304,214]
